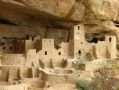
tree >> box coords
[90,68,118,90]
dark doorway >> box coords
[45,51,47,55]
[10,47,12,50]
[59,52,61,55]
[3,47,5,50]
[109,37,112,42]
[78,50,81,54]
[78,26,80,30]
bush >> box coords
[76,80,92,90]
[90,68,117,90]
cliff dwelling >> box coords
[0,0,119,90]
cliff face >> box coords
[0,0,119,46]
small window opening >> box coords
[32,37,34,41]
[78,26,80,30]
[10,47,12,50]
[109,37,112,42]
[45,51,47,55]
[59,52,61,55]
[3,47,5,50]
[78,50,81,54]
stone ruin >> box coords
[0,0,119,90]
[0,24,117,90]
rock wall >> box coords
[0,0,118,47]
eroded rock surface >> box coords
[85,0,119,21]
[0,0,118,46]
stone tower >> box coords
[73,24,86,58]
[105,36,116,59]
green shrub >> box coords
[76,80,92,90]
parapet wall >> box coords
[0,84,27,90]
[40,69,80,87]
[23,78,45,88]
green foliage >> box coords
[76,68,119,90]
[116,88,119,90]
[76,80,92,90]
[111,65,119,69]
[90,68,118,90]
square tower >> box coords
[73,24,86,58]
[105,36,116,59]
[74,24,85,41]
[42,39,54,49]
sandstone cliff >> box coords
[0,0,119,47]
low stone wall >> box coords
[0,66,40,81]
[23,78,45,88]
[40,69,80,87]
[45,83,77,90]
[1,54,25,65]
[43,74,67,87]
[0,84,28,90]
[0,66,20,81]
[54,69,73,74]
